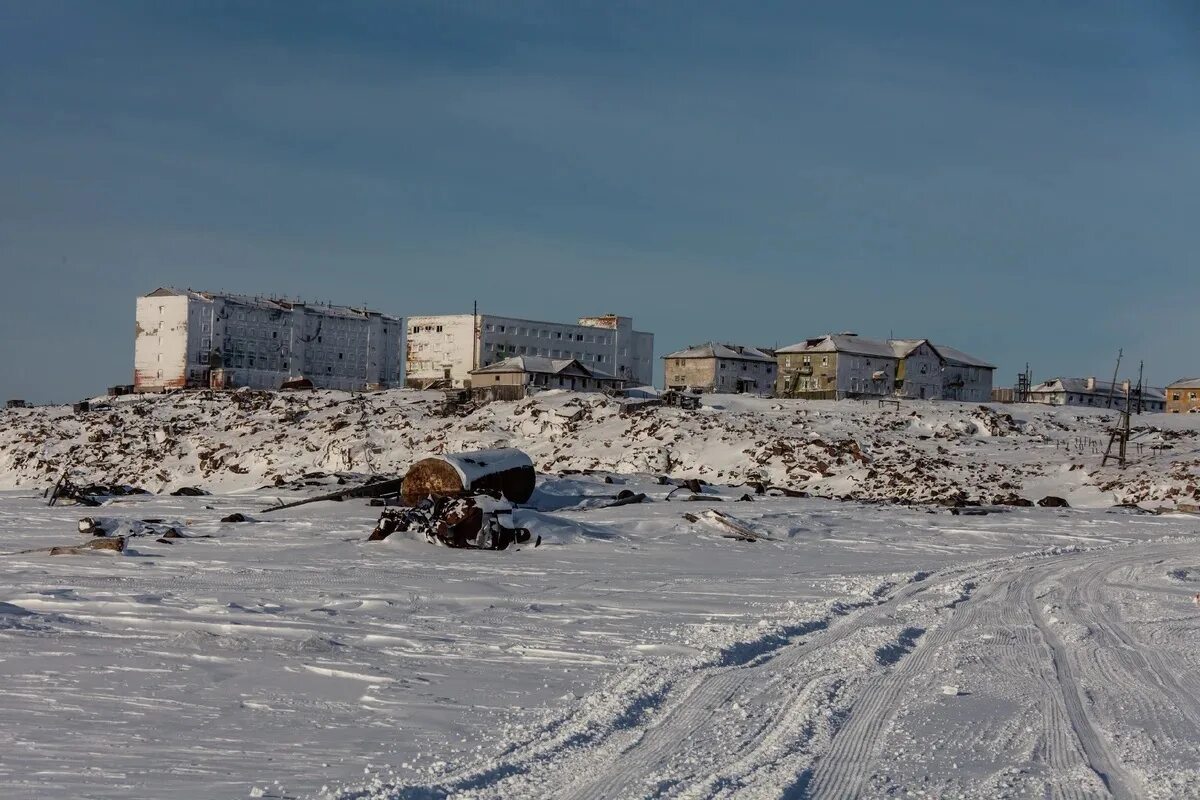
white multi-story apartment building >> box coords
[134,288,404,392]
[406,313,654,388]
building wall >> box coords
[835,353,897,396]
[896,344,941,399]
[942,364,993,403]
[713,358,775,392]
[407,313,653,388]
[1029,385,1164,412]
[1166,386,1199,413]
[664,358,717,390]
[138,291,403,393]
[134,295,191,391]
[405,314,477,387]
[777,351,839,396]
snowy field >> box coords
[3,392,1200,799]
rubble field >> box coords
[2,388,1199,508]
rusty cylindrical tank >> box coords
[401,447,535,506]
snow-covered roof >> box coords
[889,339,930,358]
[661,343,775,362]
[928,344,995,370]
[1168,377,1200,389]
[469,356,620,381]
[777,334,898,359]
[144,287,400,322]
[1031,378,1166,401]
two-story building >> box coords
[661,343,776,393]
[1166,378,1200,413]
[775,333,995,401]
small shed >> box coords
[402,448,536,506]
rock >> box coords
[170,486,209,497]
[1037,496,1070,508]
[220,512,249,523]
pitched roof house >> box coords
[468,355,624,398]
[661,343,776,393]
[1165,378,1200,413]
[775,333,994,401]
[1028,377,1166,412]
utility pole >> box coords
[1135,360,1144,415]
[1102,385,1134,468]
[1105,348,1123,409]
[472,299,479,372]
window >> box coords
[436,325,443,333]
[822,356,829,366]
[803,355,811,364]
[1173,393,1181,401]
[338,353,343,360]
[499,325,506,332]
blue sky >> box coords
[2,1,1197,402]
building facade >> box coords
[661,343,776,393]
[775,333,995,401]
[776,334,899,398]
[1027,377,1166,412]
[468,356,624,398]
[134,288,404,392]
[406,313,654,388]
[1165,378,1200,413]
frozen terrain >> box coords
[2,391,1200,799]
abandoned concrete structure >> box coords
[1027,377,1166,412]
[134,288,404,392]
[467,355,624,399]
[406,312,653,388]
[1167,378,1200,413]
[776,333,995,402]
[661,343,776,393]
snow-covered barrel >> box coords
[401,448,536,506]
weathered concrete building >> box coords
[406,313,653,388]
[468,356,624,399]
[1027,377,1166,412]
[1167,378,1200,413]
[661,343,776,393]
[776,333,995,401]
[134,288,404,392]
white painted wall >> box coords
[406,315,477,387]
[136,291,403,392]
[406,313,655,388]
[134,295,191,391]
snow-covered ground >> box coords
[2,391,1200,799]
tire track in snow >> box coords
[1025,560,1138,800]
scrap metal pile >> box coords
[369,494,537,550]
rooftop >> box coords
[662,342,775,362]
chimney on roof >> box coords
[1085,376,1096,391]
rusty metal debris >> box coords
[369,495,537,550]
[47,473,150,507]
[261,476,405,513]
[401,448,535,506]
